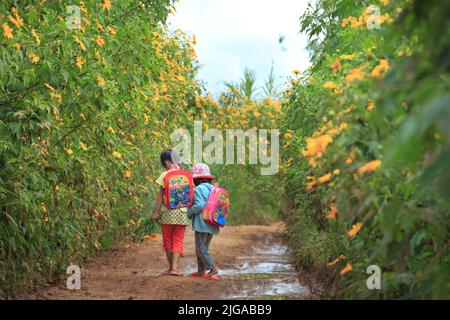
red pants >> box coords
[161,224,186,256]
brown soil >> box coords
[27,223,312,300]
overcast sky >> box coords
[168,0,311,97]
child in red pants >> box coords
[151,150,190,276]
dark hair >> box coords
[160,150,173,169]
[194,178,213,186]
[160,149,184,170]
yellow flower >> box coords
[44,83,55,91]
[406,47,412,57]
[332,60,341,72]
[367,101,375,111]
[345,68,365,83]
[308,157,318,168]
[40,202,47,212]
[306,181,317,191]
[14,43,21,52]
[129,219,135,226]
[323,82,338,90]
[333,169,340,175]
[359,160,382,175]
[107,25,116,36]
[74,36,87,51]
[380,0,390,6]
[8,7,23,28]
[346,151,356,164]
[8,15,21,29]
[317,173,332,184]
[340,262,353,275]
[301,134,333,158]
[2,23,13,39]
[97,76,105,87]
[50,92,62,102]
[107,126,115,134]
[31,29,41,44]
[29,53,40,64]
[124,170,131,178]
[328,254,346,267]
[347,222,363,238]
[326,204,338,220]
[338,123,348,131]
[76,55,84,69]
[371,59,389,79]
[380,13,394,24]
[341,16,363,28]
[79,141,88,151]
[96,21,105,33]
[112,151,122,158]
[292,69,301,75]
[96,36,105,46]
[341,17,355,28]
[66,148,74,155]
[340,54,354,60]
[143,233,158,241]
[103,0,112,10]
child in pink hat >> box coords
[187,163,220,280]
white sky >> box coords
[168,0,311,97]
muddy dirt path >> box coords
[32,223,315,300]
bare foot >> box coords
[170,269,183,276]
[208,267,219,276]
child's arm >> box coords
[187,188,205,219]
[151,188,163,220]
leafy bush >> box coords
[0,0,201,296]
[282,0,449,299]
[195,90,284,225]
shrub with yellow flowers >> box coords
[192,81,284,225]
[0,0,202,296]
[281,0,449,299]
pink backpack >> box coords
[202,184,230,228]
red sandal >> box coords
[188,272,204,278]
[201,274,220,281]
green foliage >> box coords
[0,0,200,296]
[198,72,284,226]
[213,164,281,225]
[282,0,449,299]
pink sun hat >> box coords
[191,163,216,180]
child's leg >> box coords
[195,232,216,273]
[161,225,174,272]
[195,247,207,274]
[170,225,186,275]
[203,234,219,275]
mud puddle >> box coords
[185,236,309,300]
